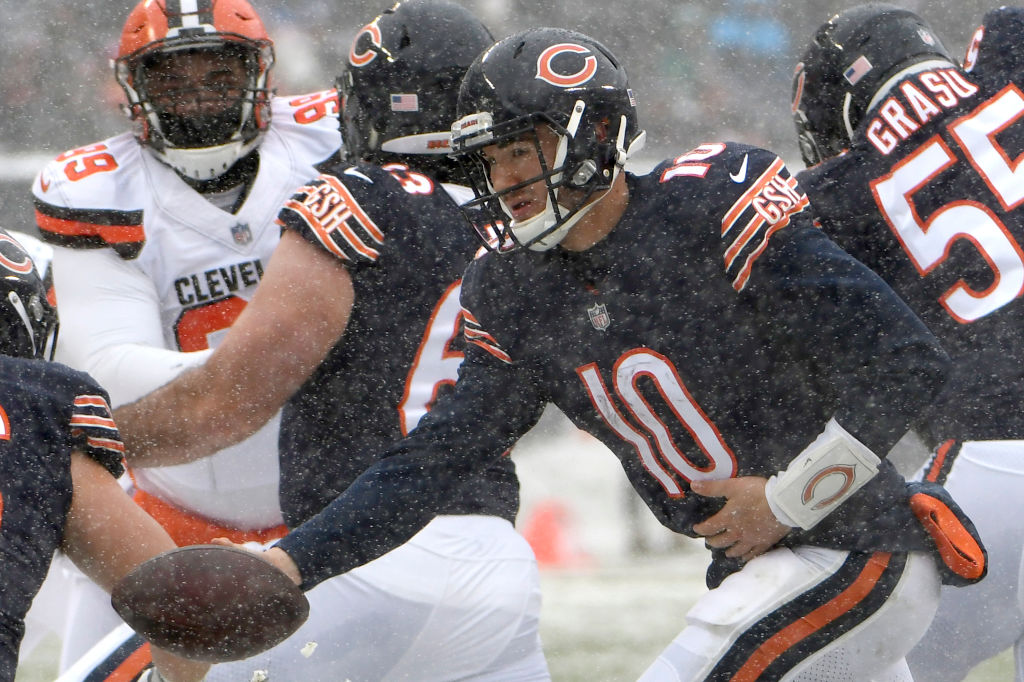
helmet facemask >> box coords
[452,102,644,252]
[792,3,953,168]
[3,287,58,361]
[116,39,274,181]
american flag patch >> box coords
[390,93,419,112]
[843,56,873,85]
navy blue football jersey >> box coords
[275,162,518,528]
[0,357,123,679]
[277,143,949,590]
[798,32,1024,445]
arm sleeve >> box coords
[51,245,211,407]
[276,350,547,590]
[749,223,950,456]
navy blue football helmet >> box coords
[0,230,57,360]
[792,3,953,166]
[338,0,494,182]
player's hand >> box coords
[210,537,303,586]
[148,649,210,682]
[690,477,791,563]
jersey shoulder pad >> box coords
[278,163,391,266]
[651,142,811,292]
[267,90,342,166]
[0,357,124,477]
[278,162,448,267]
[33,133,146,259]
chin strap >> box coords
[513,112,647,252]
[615,114,646,167]
[159,135,262,181]
[7,291,38,358]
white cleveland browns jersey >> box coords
[32,91,340,533]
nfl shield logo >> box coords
[587,303,610,331]
[231,222,252,245]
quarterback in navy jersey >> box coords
[793,5,1024,680]
[103,2,548,680]
[265,28,984,681]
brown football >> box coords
[111,544,309,662]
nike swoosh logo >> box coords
[729,154,749,183]
[344,167,374,183]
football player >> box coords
[792,4,1024,680]
[0,230,208,682]
[29,0,341,671]
[74,1,549,680]
[242,27,989,681]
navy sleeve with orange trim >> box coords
[68,392,126,479]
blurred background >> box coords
[0,0,1001,234]
[3,2,1015,678]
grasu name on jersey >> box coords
[173,258,264,306]
[867,68,979,154]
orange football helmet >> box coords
[114,0,275,180]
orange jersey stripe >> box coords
[732,552,893,681]
[35,211,143,244]
[283,201,351,261]
[925,439,956,483]
[74,395,111,408]
[468,339,512,364]
[104,641,151,682]
[85,436,126,454]
[132,489,288,546]
[732,213,804,292]
[722,158,786,236]
[324,175,386,242]
[723,213,768,270]
[69,414,118,429]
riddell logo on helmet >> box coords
[427,139,450,150]
[536,43,598,88]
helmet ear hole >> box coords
[568,160,597,187]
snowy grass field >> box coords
[13,561,1014,681]
[12,410,1015,680]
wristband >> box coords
[765,418,880,530]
